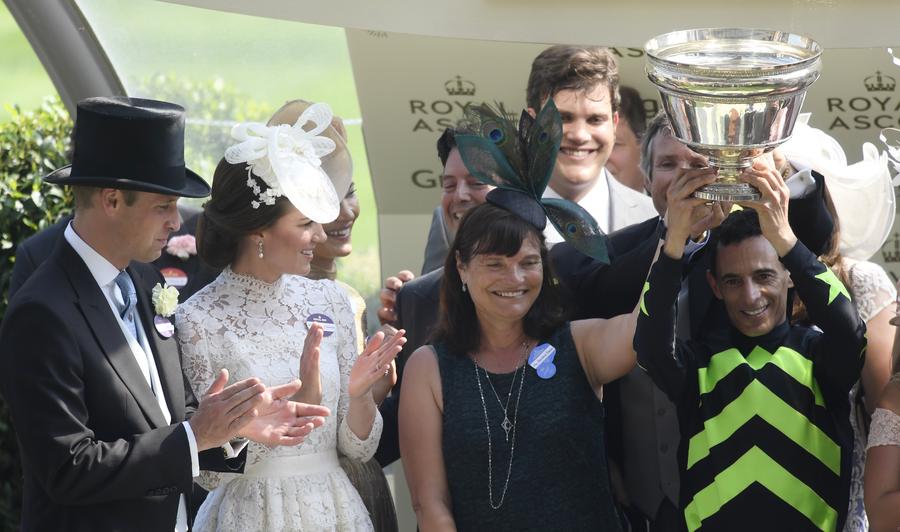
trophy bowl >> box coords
[645,28,822,201]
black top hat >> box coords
[44,96,211,198]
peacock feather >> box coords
[454,100,609,263]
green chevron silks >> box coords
[683,345,843,532]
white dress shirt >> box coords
[63,222,198,532]
[543,168,657,244]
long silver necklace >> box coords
[482,345,526,442]
[474,342,529,510]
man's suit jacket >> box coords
[374,267,443,466]
[602,170,659,233]
[543,169,657,244]
[0,238,237,531]
[8,208,218,302]
[420,207,450,276]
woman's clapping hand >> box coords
[294,322,324,405]
[348,329,406,400]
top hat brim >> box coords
[44,165,211,198]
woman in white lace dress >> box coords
[176,104,404,531]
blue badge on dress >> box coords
[528,343,557,379]
[154,315,175,339]
[305,313,335,337]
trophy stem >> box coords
[692,167,761,202]
[692,183,761,202]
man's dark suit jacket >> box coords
[9,208,219,302]
[0,237,240,531]
[374,267,443,466]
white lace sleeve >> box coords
[848,261,897,322]
[175,301,239,491]
[867,408,900,449]
[330,281,382,461]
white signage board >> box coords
[347,29,900,277]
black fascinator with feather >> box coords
[455,100,609,264]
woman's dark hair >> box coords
[196,158,292,268]
[432,202,564,356]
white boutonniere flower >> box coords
[152,283,180,317]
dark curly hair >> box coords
[526,45,620,113]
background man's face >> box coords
[441,148,492,235]
[647,132,709,216]
[708,235,791,338]
[549,85,617,190]
[606,118,646,192]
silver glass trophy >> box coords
[645,28,822,201]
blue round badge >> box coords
[528,343,557,379]
[305,313,336,337]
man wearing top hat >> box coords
[0,96,328,531]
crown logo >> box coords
[445,75,476,97]
[865,71,896,92]
[882,233,900,263]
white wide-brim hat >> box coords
[781,114,895,261]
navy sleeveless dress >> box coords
[436,322,622,531]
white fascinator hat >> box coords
[223,100,353,224]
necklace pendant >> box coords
[501,416,512,441]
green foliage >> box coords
[0,96,73,314]
[131,73,274,182]
[0,95,73,531]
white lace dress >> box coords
[176,268,381,531]
[843,259,896,532]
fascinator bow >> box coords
[225,103,340,224]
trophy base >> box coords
[693,182,760,202]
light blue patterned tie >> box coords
[114,270,138,341]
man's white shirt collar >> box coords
[543,168,611,243]
[63,221,121,292]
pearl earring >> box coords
[257,240,264,259]
[462,281,467,293]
